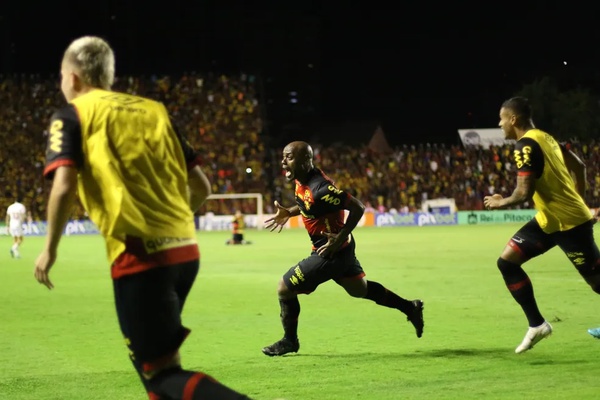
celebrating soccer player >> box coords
[262,141,424,356]
[35,36,251,399]
[484,97,600,352]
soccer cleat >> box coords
[515,321,553,354]
[406,300,424,338]
[588,327,600,339]
[262,337,300,357]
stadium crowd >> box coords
[290,141,600,213]
[0,73,271,219]
[1,74,599,221]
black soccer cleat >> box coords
[261,337,300,357]
[406,300,424,338]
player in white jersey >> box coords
[6,200,26,258]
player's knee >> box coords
[276,278,293,298]
[340,278,367,298]
[497,257,520,272]
[349,286,367,298]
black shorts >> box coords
[283,239,365,294]
[509,218,599,271]
[113,259,199,371]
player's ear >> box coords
[72,72,84,91]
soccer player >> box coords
[484,97,600,353]
[261,141,424,356]
[6,198,26,258]
[34,36,251,400]
[226,210,252,245]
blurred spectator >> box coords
[1,74,598,219]
[0,72,268,219]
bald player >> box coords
[262,141,424,356]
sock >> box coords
[149,367,251,399]
[279,297,300,341]
[129,354,153,394]
[497,258,545,327]
[364,281,413,314]
[11,243,18,251]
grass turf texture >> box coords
[1,225,599,399]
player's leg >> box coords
[10,231,22,258]
[15,235,23,256]
[554,220,600,294]
[9,235,15,257]
[497,219,555,353]
[113,263,251,400]
[262,254,331,356]
[334,242,424,337]
[234,233,243,245]
[552,220,600,338]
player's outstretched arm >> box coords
[188,165,212,212]
[34,166,78,290]
[264,201,299,233]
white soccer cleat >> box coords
[515,321,553,354]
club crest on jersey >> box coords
[296,186,314,211]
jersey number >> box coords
[49,120,64,152]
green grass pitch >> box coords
[1,225,600,399]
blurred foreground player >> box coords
[262,141,424,356]
[484,97,600,353]
[35,36,251,399]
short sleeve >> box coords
[43,105,83,179]
[513,137,544,178]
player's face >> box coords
[499,107,517,140]
[281,146,297,181]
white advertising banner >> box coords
[457,128,515,147]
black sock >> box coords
[364,281,413,315]
[128,354,153,394]
[279,297,300,340]
[149,367,251,399]
[497,258,545,327]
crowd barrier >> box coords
[1,208,597,235]
[0,220,100,236]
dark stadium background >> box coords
[2,1,598,147]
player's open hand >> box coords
[264,201,290,233]
[483,194,503,210]
[317,231,344,258]
[34,249,56,290]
